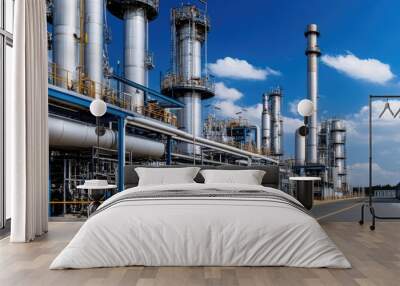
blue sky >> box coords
[106,0,400,186]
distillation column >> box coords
[305,24,321,164]
[269,88,283,158]
[84,0,104,97]
[330,119,347,191]
[53,0,80,88]
[107,0,159,112]
[161,5,215,155]
[261,93,271,155]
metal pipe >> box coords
[48,116,165,158]
[128,116,279,164]
[84,0,104,96]
[124,7,147,111]
[53,0,79,87]
[305,24,321,164]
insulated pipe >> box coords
[128,116,279,164]
[295,126,307,166]
[261,93,271,154]
[84,0,104,96]
[305,24,321,164]
[53,0,79,87]
[48,116,165,158]
[124,7,147,111]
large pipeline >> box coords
[128,116,278,164]
[49,116,165,158]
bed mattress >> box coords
[50,183,351,269]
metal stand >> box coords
[359,95,400,230]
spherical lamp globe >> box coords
[90,99,107,117]
[297,99,314,117]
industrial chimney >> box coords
[107,0,159,112]
[161,4,215,155]
[261,93,271,155]
[305,24,321,164]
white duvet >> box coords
[50,183,351,269]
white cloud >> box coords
[213,100,302,134]
[345,100,400,186]
[288,100,300,116]
[214,82,243,101]
[321,53,394,84]
[348,162,400,186]
[214,100,263,126]
[346,100,400,143]
[208,57,281,80]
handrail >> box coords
[48,62,179,126]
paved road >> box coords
[311,197,400,223]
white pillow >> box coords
[200,169,265,185]
[135,167,201,186]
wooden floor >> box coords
[1,221,399,286]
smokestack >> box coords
[107,0,159,112]
[305,24,321,164]
[161,5,215,155]
[261,93,271,154]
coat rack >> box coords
[359,95,400,230]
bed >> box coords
[50,165,350,269]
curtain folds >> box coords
[7,0,49,242]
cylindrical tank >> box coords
[261,93,271,154]
[255,125,261,152]
[48,116,165,158]
[176,92,202,154]
[336,159,346,175]
[305,24,321,164]
[178,23,202,80]
[124,7,147,112]
[295,126,307,165]
[84,0,104,97]
[107,0,159,112]
[53,0,79,88]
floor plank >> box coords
[0,221,399,286]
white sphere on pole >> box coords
[297,99,314,117]
[90,99,107,117]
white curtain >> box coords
[6,0,49,242]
